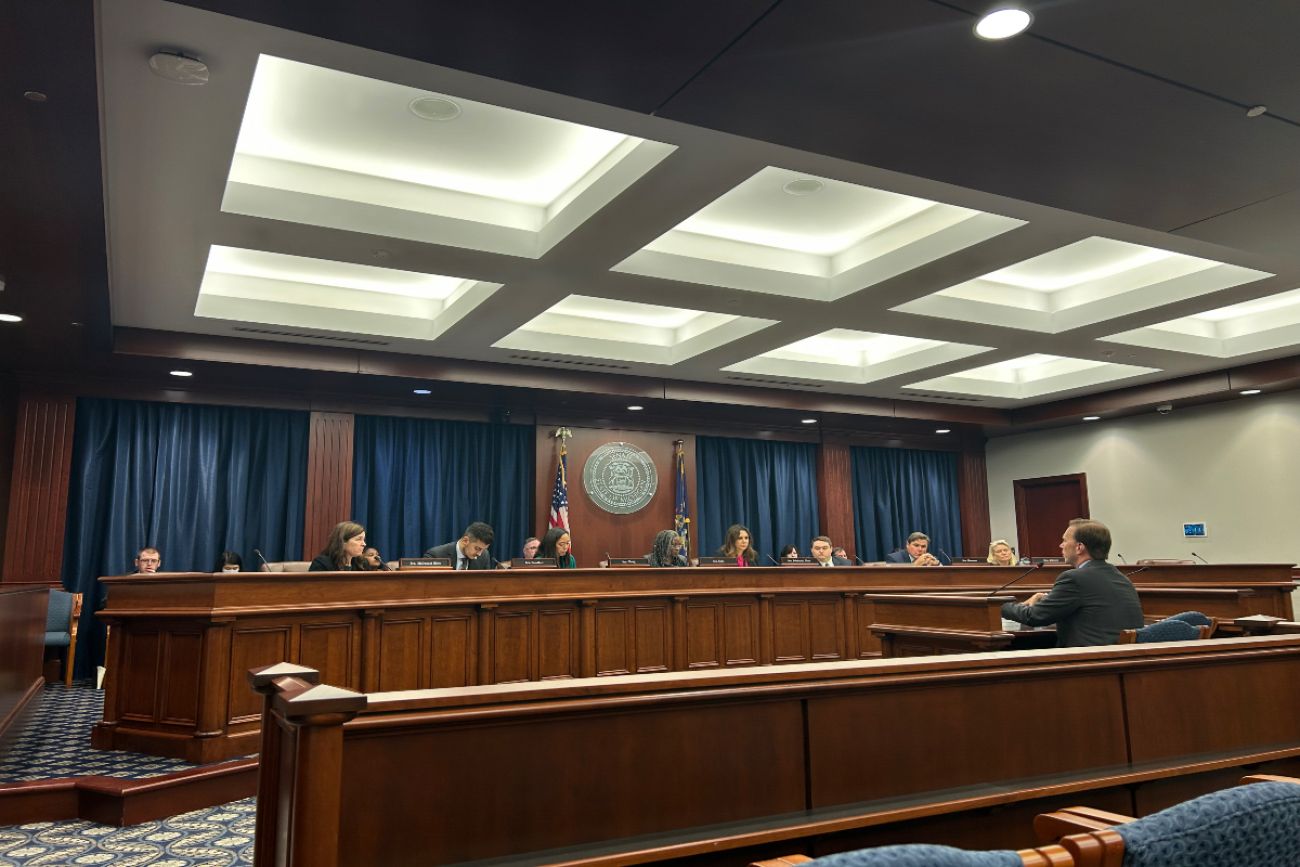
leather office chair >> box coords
[1037,779,1300,866]
[1118,618,1201,644]
[44,589,83,687]
[261,561,312,572]
[750,843,1071,866]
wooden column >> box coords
[816,441,856,558]
[2,392,76,581]
[956,438,992,558]
[302,412,354,561]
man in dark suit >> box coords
[885,532,941,566]
[1000,520,1143,647]
[425,522,495,570]
[810,536,850,567]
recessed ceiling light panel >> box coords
[975,8,1033,39]
[1105,286,1300,359]
[0,313,24,323]
[906,353,1158,401]
[724,328,992,385]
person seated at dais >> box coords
[647,530,688,567]
[521,536,540,559]
[987,539,1016,566]
[538,527,576,568]
[135,547,162,574]
[885,531,941,566]
[426,522,494,570]
[810,536,850,567]
[778,544,799,560]
[310,522,366,571]
[715,524,758,567]
[358,546,390,571]
[213,551,242,572]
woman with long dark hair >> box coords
[538,527,576,568]
[310,521,366,571]
[647,530,687,567]
[716,524,758,567]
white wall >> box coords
[986,390,1300,567]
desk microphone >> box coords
[765,553,779,565]
[854,555,869,566]
[605,551,614,568]
[1125,565,1150,580]
[253,548,271,571]
[986,563,1041,598]
[938,548,954,565]
[1191,551,1210,565]
[1116,552,1127,564]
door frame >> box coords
[1013,473,1090,557]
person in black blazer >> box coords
[715,523,758,567]
[810,536,850,567]
[1000,520,1144,647]
[885,532,941,566]
[425,521,495,570]
[310,521,366,571]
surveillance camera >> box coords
[1156,403,1173,415]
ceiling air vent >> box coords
[903,392,986,403]
[725,375,825,389]
[508,354,632,371]
[232,327,391,347]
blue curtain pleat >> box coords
[351,415,533,563]
[61,399,309,677]
[851,446,964,562]
[695,436,819,562]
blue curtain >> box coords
[851,446,963,562]
[62,398,309,676]
[695,436,819,562]
[352,415,533,564]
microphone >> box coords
[253,548,271,571]
[765,554,779,565]
[1116,552,1127,564]
[1191,551,1210,565]
[605,551,614,568]
[854,555,869,566]
[986,563,1041,598]
[938,548,953,565]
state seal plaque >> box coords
[582,442,658,515]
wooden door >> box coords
[1013,474,1089,558]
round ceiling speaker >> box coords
[782,178,824,196]
[148,52,210,85]
[408,96,462,121]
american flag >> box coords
[673,440,690,557]
[548,438,569,530]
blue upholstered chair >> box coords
[1119,618,1201,644]
[43,589,82,687]
[1042,779,1300,866]
[789,843,1070,867]
[1164,610,1212,629]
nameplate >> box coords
[697,556,738,566]
[511,558,557,568]
[399,558,451,570]
[780,557,818,566]
[955,558,986,564]
[1031,557,1066,564]
[607,557,649,567]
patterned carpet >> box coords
[0,683,256,866]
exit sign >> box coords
[1182,522,1208,538]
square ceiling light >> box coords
[195,245,499,340]
[1104,287,1300,358]
[893,236,1272,333]
[612,167,1025,301]
[722,328,992,385]
[222,56,674,258]
[493,295,775,365]
[905,353,1158,401]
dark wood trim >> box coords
[816,442,855,559]
[303,412,355,561]
[0,757,258,826]
[2,392,75,581]
[1013,473,1090,557]
[0,377,18,574]
[957,441,991,558]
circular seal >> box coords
[582,442,658,515]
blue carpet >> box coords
[0,684,195,783]
[0,799,256,866]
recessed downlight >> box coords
[782,178,824,196]
[22,91,47,103]
[1246,105,1268,118]
[627,405,644,411]
[1240,389,1262,396]
[1082,415,1101,421]
[148,52,210,86]
[169,370,193,377]
[413,388,432,395]
[0,313,23,323]
[801,418,818,424]
[975,7,1033,39]
[935,428,951,434]
[408,95,461,121]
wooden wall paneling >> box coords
[771,596,810,663]
[302,412,354,561]
[816,441,857,558]
[956,440,992,558]
[633,601,671,673]
[536,605,578,680]
[377,616,423,692]
[533,425,697,566]
[2,392,75,581]
[227,627,292,723]
[0,584,48,747]
[492,606,533,683]
[429,609,475,688]
[594,601,632,676]
[723,597,760,667]
[120,629,161,721]
[158,630,202,725]
[685,599,724,669]
[808,597,845,661]
[297,620,359,691]
[0,379,18,574]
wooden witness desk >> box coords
[0,584,49,748]
[251,635,1300,867]
[94,563,1296,761]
